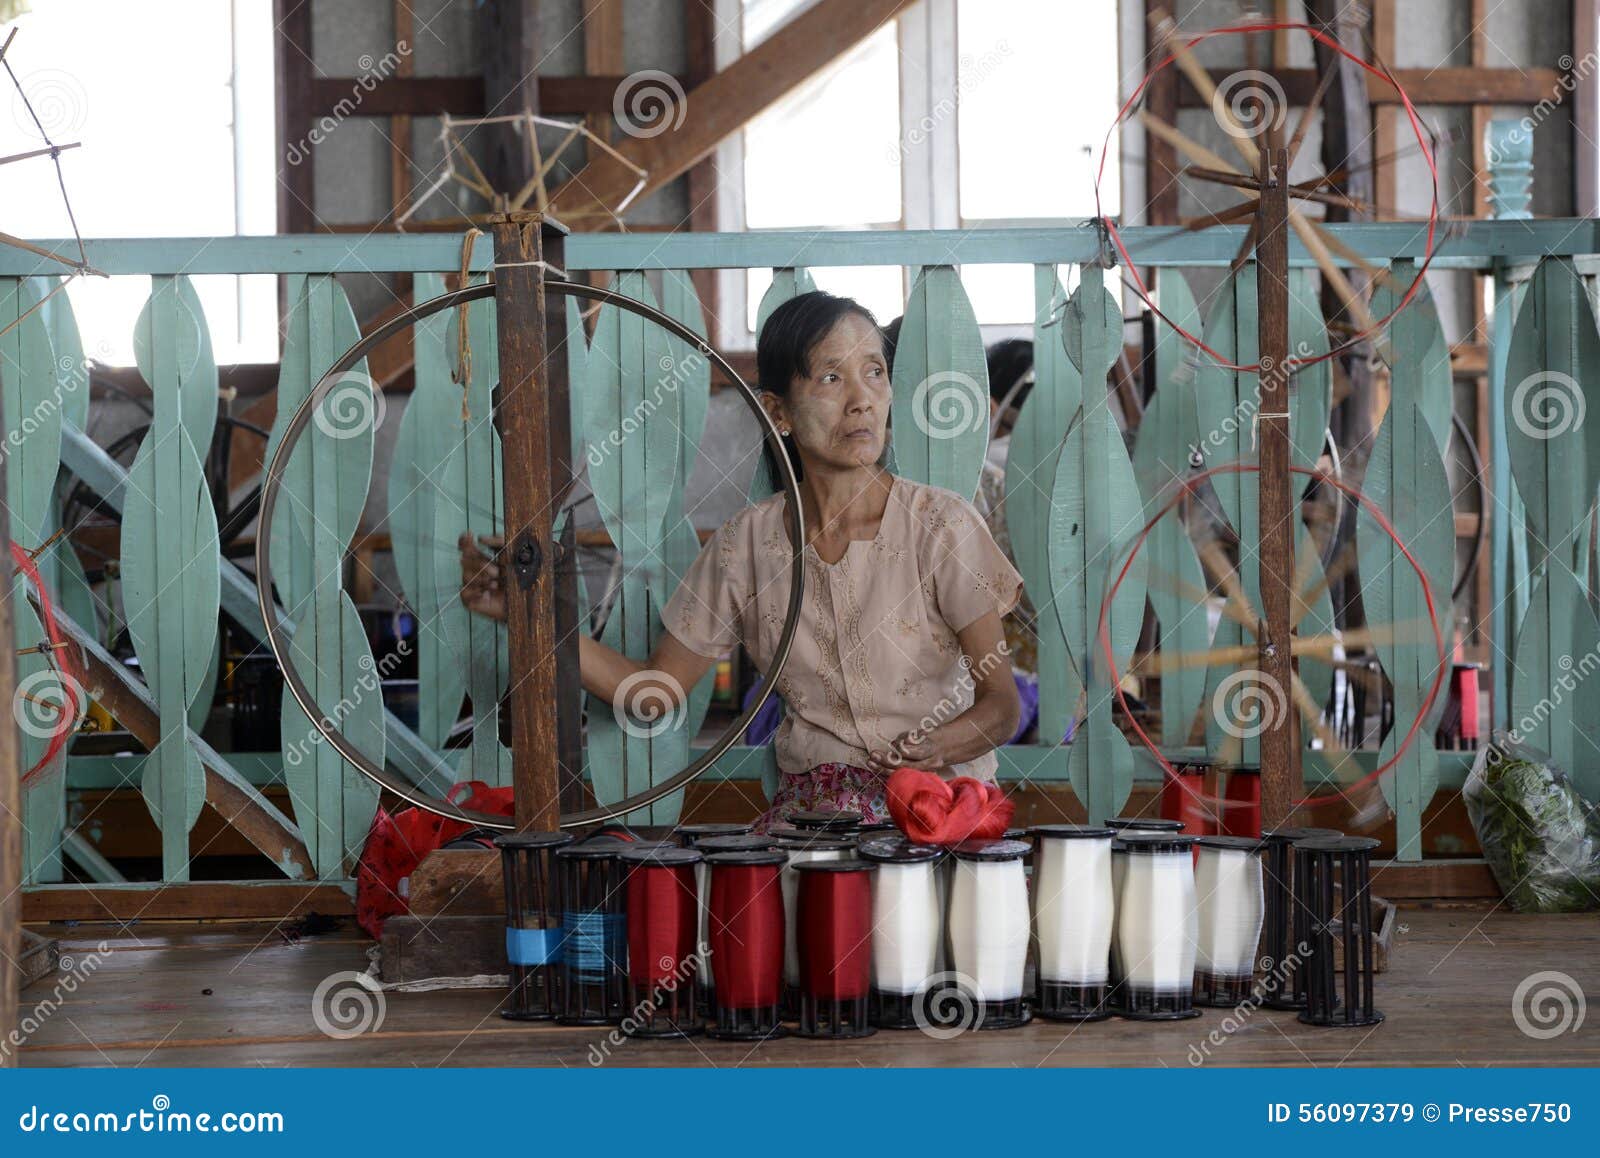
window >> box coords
[717,0,1121,341]
[0,0,277,364]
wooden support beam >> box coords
[492,214,577,831]
[549,0,917,219]
[1172,66,1564,107]
[22,882,354,922]
[583,0,624,157]
[1255,143,1299,830]
[0,390,18,1068]
[1143,0,1181,226]
[479,0,539,201]
[50,604,316,880]
[273,0,316,233]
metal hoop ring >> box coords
[254,279,807,830]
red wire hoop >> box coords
[1095,18,1442,372]
[13,542,86,784]
[1095,463,1447,813]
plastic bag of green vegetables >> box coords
[1463,732,1600,913]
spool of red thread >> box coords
[619,845,703,1039]
[794,860,878,1039]
[704,849,788,1041]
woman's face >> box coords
[769,313,891,472]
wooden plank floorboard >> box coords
[18,908,1600,1067]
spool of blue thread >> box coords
[493,831,574,1021]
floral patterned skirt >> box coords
[754,762,890,832]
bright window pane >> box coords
[959,264,1034,326]
[0,0,276,363]
[957,0,1119,220]
[747,266,905,336]
[742,20,901,228]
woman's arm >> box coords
[460,532,716,717]
[866,610,1021,775]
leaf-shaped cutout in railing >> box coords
[1371,272,1451,452]
[388,273,467,751]
[890,266,990,501]
[1052,264,1141,820]
[122,276,220,880]
[1504,257,1600,569]
[1357,262,1457,859]
[1132,270,1210,749]
[1007,265,1081,743]
[749,268,818,502]
[1509,567,1600,803]
[1,277,65,546]
[134,274,217,459]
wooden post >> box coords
[0,388,19,1067]
[491,213,579,832]
[1255,143,1300,828]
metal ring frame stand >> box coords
[255,279,808,830]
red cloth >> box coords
[354,781,513,939]
[886,767,1014,846]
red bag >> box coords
[355,781,513,939]
[886,767,1014,846]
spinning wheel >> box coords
[1096,14,1453,825]
[255,279,808,831]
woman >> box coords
[461,291,1022,827]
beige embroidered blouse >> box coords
[663,475,1024,782]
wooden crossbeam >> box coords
[549,0,918,220]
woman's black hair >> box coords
[755,291,885,485]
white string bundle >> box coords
[869,860,941,995]
[1033,833,1115,985]
[947,857,1030,1001]
[1195,844,1265,979]
[1117,848,1198,994]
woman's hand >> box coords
[459,532,508,622]
[867,729,949,776]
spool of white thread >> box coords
[1030,825,1116,1020]
[1116,832,1201,1020]
[1104,817,1182,1009]
[1194,835,1267,1006]
[857,836,943,1028]
[777,836,854,987]
[946,839,1032,1029]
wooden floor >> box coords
[17,904,1600,1067]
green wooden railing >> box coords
[5,191,1595,887]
